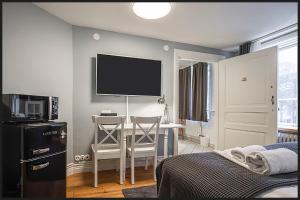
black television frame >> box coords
[96,53,162,97]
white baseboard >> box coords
[183,135,200,143]
[67,156,164,176]
[183,135,215,149]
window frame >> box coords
[277,44,298,132]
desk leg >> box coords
[173,128,178,156]
[164,129,168,159]
[122,136,127,182]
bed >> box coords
[156,142,298,198]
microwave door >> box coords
[25,101,44,120]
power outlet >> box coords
[74,154,91,162]
[74,155,80,162]
[84,154,90,161]
[79,155,85,161]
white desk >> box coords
[101,122,185,158]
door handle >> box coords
[271,96,275,105]
[32,162,49,171]
[32,147,50,155]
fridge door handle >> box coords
[60,131,67,139]
[32,147,50,155]
[32,162,49,171]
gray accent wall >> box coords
[72,26,230,158]
[2,3,74,163]
[3,3,233,164]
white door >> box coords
[218,47,278,150]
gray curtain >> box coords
[239,41,252,55]
[179,66,191,120]
[191,62,208,122]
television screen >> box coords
[96,54,161,96]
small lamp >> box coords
[158,95,170,124]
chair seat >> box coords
[91,144,121,155]
[127,146,155,153]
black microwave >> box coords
[2,94,58,123]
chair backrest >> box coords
[130,116,161,151]
[92,115,125,150]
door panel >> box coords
[225,58,269,105]
[224,129,265,149]
[218,47,277,150]
[225,113,267,125]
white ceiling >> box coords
[35,2,298,50]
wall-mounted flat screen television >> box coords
[96,54,161,96]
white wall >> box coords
[72,26,230,158]
[2,3,74,163]
[2,3,232,164]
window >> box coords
[278,45,298,130]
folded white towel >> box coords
[245,148,298,175]
[230,145,266,163]
[214,149,250,169]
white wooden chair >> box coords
[91,115,125,187]
[126,116,161,184]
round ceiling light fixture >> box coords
[132,2,171,20]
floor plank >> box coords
[67,166,156,198]
[67,139,212,198]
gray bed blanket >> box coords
[156,142,298,198]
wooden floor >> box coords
[67,139,212,198]
[67,166,156,198]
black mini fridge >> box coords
[2,122,67,197]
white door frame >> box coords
[173,49,225,147]
[173,49,225,123]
